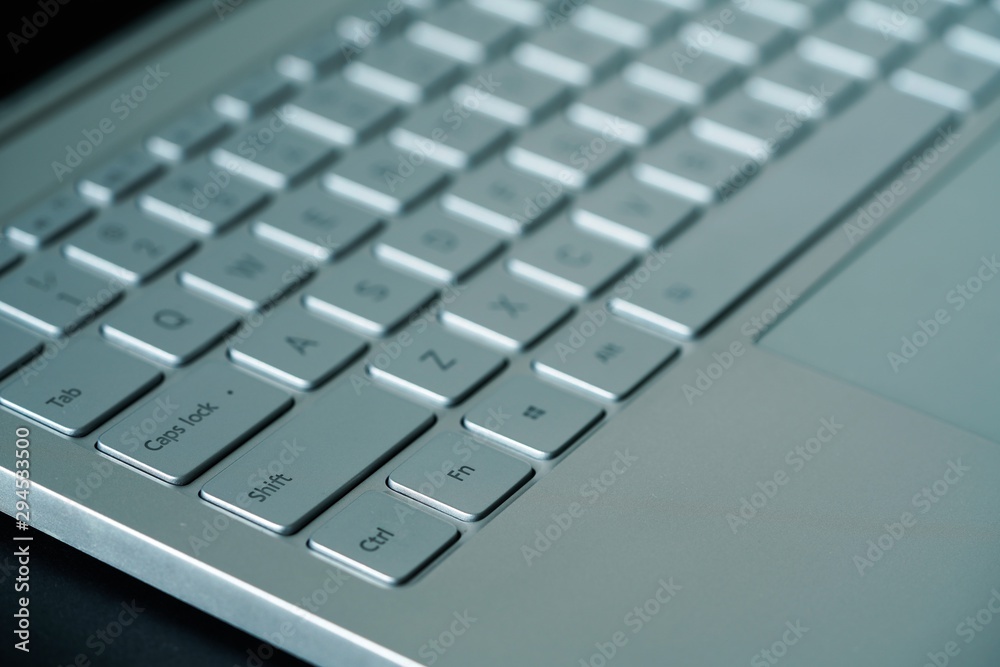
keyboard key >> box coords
[252,185,382,262]
[452,60,571,126]
[98,363,292,484]
[213,69,295,121]
[568,77,686,146]
[572,0,683,49]
[625,41,742,105]
[508,219,636,299]
[610,87,950,338]
[890,43,1000,112]
[744,0,838,30]
[180,235,312,312]
[0,257,122,337]
[680,13,793,66]
[344,38,462,104]
[468,0,558,26]
[513,25,628,86]
[338,7,412,45]
[463,377,603,459]
[283,78,401,146]
[309,492,457,585]
[848,0,954,43]
[323,140,450,215]
[0,320,42,380]
[139,161,268,235]
[369,326,506,406]
[211,123,334,189]
[506,118,628,190]
[101,286,237,366]
[77,149,163,205]
[634,132,751,204]
[1,339,161,437]
[691,92,813,158]
[204,384,433,535]
[441,271,573,350]
[304,253,437,336]
[63,208,196,285]
[5,193,92,248]
[146,107,229,161]
[373,206,503,283]
[441,161,566,235]
[745,53,862,118]
[945,8,1000,66]
[573,173,699,249]
[534,318,679,400]
[388,431,533,521]
[229,307,366,390]
[275,29,347,82]
[388,100,511,170]
[799,17,911,79]
[407,4,519,64]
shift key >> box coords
[98,364,292,485]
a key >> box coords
[338,7,412,46]
[634,131,752,204]
[388,431,533,521]
[77,149,163,205]
[440,270,573,350]
[204,383,433,535]
[275,29,347,82]
[252,184,382,262]
[890,43,1000,112]
[513,24,628,86]
[451,60,571,126]
[679,13,793,66]
[506,117,628,190]
[568,78,687,146]
[744,0,839,30]
[407,4,520,64]
[0,257,122,337]
[146,107,230,161]
[848,0,954,43]
[213,69,295,121]
[5,192,92,249]
[745,53,862,118]
[624,41,742,105]
[0,320,42,380]
[210,123,334,190]
[97,363,292,484]
[229,306,367,390]
[534,317,680,400]
[101,286,238,366]
[323,140,450,215]
[309,492,457,585]
[180,235,312,312]
[468,0,559,26]
[373,205,503,283]
[388,100,511,169]
[508,219,637,299]
[304,253,437,336]
[441,160,566,235]
[572,0,683,49]
[573,172,700,249]
[282,78,400,146]
[691,92,813,158]
[799,17,911,79]
[368,326,506,406]
[139,160,268,235]
[462,376,603,459]
[344,38,462,104]
[1,339,162,437]
[945,8,1000,66]
[63,208,196,285]
[609,87,950,338]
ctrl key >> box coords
[309,492,458,586]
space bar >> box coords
[610,86,953,338]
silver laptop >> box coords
[3,0,1000,664]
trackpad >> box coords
[761,127,1000,444]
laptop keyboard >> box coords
[1,0,998,585]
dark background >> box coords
[1,2,307,665]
